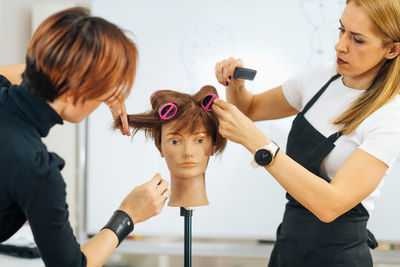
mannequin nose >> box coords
[183,142,194,158]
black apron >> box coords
[268,74,374,267]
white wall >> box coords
[0,0,90,233]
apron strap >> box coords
[301,73,341,115]
[367,229,378,249]
[327,131,343,143]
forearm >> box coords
[267,151,341,222]
[245,136,342,223]
[225,84,254,116]
[81,229,118,267]
[0,64,25,84]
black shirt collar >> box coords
[8,85,63,137]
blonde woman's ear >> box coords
[386,42,400,59]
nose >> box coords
[183,142,194,158]
[335,32,348,54]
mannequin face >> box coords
[160,122,214,180]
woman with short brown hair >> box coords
[0,7,170,267]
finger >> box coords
[228,58,243,80]
[215,99,237,114]
[221,62,230,84]
[212,103,224,118]
[148,173,162,187]
[213,99,230,110]
[162,189,171,200]
[120,102,130,136]
[155,179,169,194]
[212,104,230,124]
[215,62,225,85]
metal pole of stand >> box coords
[180,207,193,267]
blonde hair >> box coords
[334,0,400,134]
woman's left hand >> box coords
[213,98,269,154]
[105,95,130,136]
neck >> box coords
[168,173,209,208]
[47,98,65,119]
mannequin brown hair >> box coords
[114,85,226,153]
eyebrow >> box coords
[166,132,183,137]
[166,131,207,136]
[339,19,368,39]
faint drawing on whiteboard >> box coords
[300,0,346,65]
[180,24,236,87]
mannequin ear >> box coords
[386,42,400,59]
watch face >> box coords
[255,149,272,166]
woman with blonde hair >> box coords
[213,0,400,266]
[0,7,170,267]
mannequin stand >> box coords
[180,207,193,267]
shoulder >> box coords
[357,96,400,167]
[12,151,66,207]
[23,151,65,182]
[0,75,11,89]
[282,61,337,110]
[12,149,66,191]
[286,61,336,85]
[363,95,400,126]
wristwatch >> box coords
[252,140,280,167]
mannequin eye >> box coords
[170,139,179,145]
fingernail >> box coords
[229,75,232,79]
[226,81,229,86]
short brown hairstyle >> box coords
[115,85,227,154]
[23,7,138,103]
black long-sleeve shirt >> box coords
[0,75,87,266]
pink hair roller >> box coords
[158,103,178,120]
[201,94,218,112]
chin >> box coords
[64,116,85,123]
[174,170,205,179]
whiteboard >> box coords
[86,0,400,242]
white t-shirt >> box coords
[282,62,400,214]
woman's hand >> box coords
[119,173,171,224]
[215,57,244,88]
[105,95,130,136]
[213,98,269,154]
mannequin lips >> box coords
[180,161,198,167]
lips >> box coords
[337,56,348,65]
[179,161,198,167]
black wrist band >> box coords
[102,210,134,247]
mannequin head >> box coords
[116,85,226,207]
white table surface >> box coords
[0,253,44,267]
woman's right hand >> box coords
[119,173,171,224]
[215,57,245,88]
